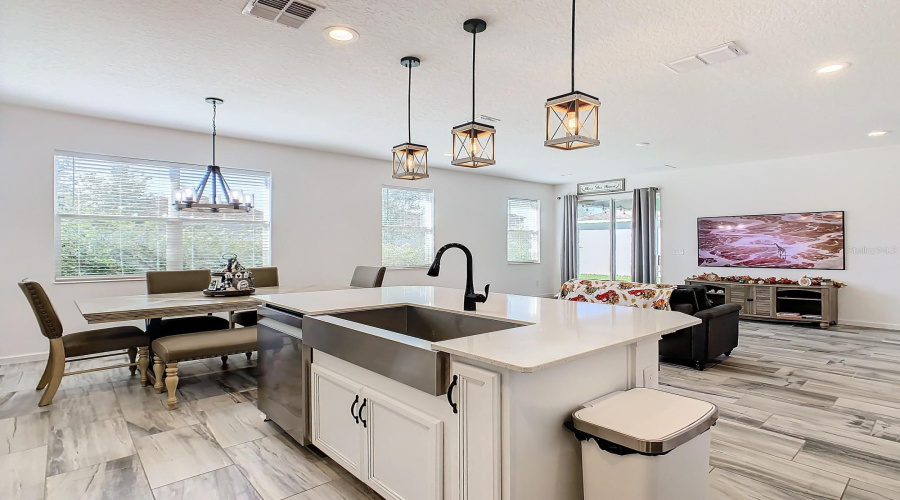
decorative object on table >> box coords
[698,211,844,269]
[704,272,720,282]
[204,254,256,296]
[172,98,255,213]
[687,274,846,288]
[577,178,626,195]
[451,19,495,168]
[392,56,429,180]
[543,0,600,150]
[798,276,813,287]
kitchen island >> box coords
[256,286,699,500]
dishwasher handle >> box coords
[257,317,303,340]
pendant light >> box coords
[451,19,495,168]
[173,98,254,212]
[392,56,429,180]
[544,0,600,150]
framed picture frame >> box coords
[577,178,626,196]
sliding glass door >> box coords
[577,194,633,281]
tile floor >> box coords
[2,321,899,499]
[0,354,379,500]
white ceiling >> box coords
[1,0,897,184]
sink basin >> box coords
[330,305,523,342]
[303,306,523,395]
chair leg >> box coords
[221,355,228,367]
[38,338,65,407]
[164,363,179,410]
[36,342,55,390]
[128,347,138,376]
[245,352,252,361]
[153,356,164,393]
[137,347,149,386]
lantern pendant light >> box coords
[392,56,429,180]
[173,98,254,212]
[451,19,495,168]
[544,0,600,150]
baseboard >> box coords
[837,319,900,331]
[0,351,48,365]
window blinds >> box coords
[381,185,434,268]
[54,151,271,281]
[507,198,541,263]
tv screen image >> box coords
[698,211,844,269]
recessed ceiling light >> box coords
[867,130,891,137]
[636,142,650,147]
[324,26,359,43]
[815,62,850,74]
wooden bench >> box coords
[152,326,257,409]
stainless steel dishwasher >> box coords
[256,305,311,446]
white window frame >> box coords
[381,184,435,269]
[507,197,541,264]
[53,150,272,283]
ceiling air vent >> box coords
[664,42,747,74]
[243,0,320,29]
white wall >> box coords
[0,103,557,360]
[555,145,900,329]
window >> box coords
[54,151,271,281]
[577,194,632,281]
[507,198,541,263]
[381,185,434,268]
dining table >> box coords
[75,284,347,325]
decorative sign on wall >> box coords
[577,178,626,195]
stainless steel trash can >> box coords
[569,388,718,500]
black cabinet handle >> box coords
[350,395,359,424]
[447,375,459,414]
[358,398,367,428]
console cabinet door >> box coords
[453,362,501,500]
[361,388,443,500]
[728,285,749,314]
[310,364,364,477]
[752,286,773,317]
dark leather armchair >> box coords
[660,284,741,370]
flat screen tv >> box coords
[698,211,845,270]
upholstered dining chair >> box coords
[350,266,386,288]
[19,280,150,406]
[146,270,230,337]
[231,267,279,328]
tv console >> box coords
[685,280,839,329]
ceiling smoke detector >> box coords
[243,0,320,29]
[664,42,748,74]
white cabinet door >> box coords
[453,362,501,500]
[362,388,443,500]
[310,364,364,476]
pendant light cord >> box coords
[471,28,477,123]
[571,0,576,92]
[211,100,217,166]
[408,63,412,144]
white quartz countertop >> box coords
[257,286,700,372]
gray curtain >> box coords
[560,195,579,285]
[631,187,659,283]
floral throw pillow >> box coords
[558,279,677,310]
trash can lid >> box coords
[572,388,717,455]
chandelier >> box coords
[173,98,254,212]
[544,0,600,150]
[392,56,429,180]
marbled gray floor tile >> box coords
[186,392,249,413]
[842,479,900,500]
[134,423,232,488]
[0,388,50,419]
[0,445,47,500]
[47,416,135,476]
[738,394,875,434]
[152,464,262,500]
[794,441,900,493]
[712,419,805,460]
[0,410,49,455]
[227,434,331,500]
[200,401,281,448]
[114,381,199,439]
[45,454,153,500]
[49,385,121,430]
[708,468,817,500]
[286,478,375,500]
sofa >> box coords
[661,284,741,370]
[559,280,740,370]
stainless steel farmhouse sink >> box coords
[303,305,523,395]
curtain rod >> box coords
[556,187,659,200]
